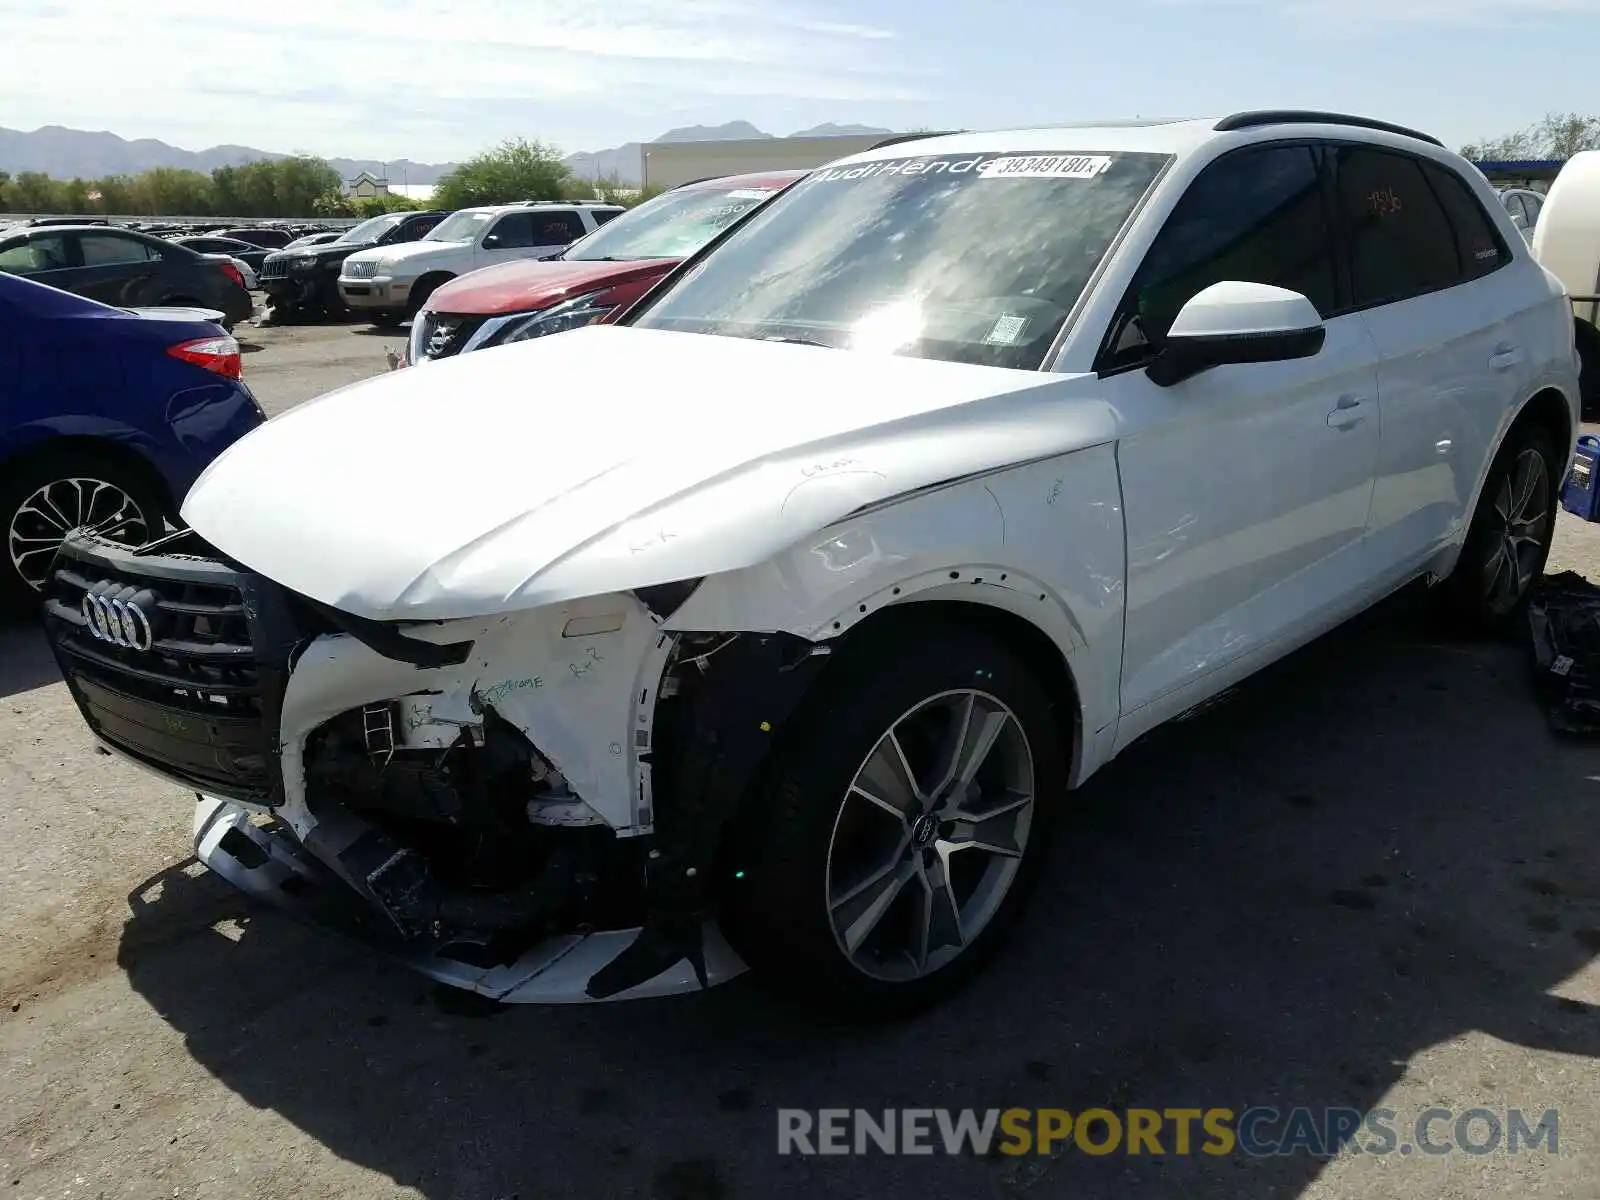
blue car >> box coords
[0,272,266,611]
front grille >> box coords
[344,260,378,279]
[419,312,487,361]
[259,256,289,281]
[43,530,317,802]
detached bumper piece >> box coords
[193,796,747,1004]
[1528,571,1600,734]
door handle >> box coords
[1327,395,1368,430]
[1489,343,1523,370]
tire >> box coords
[407,275,450,318]
[1574,319,1600,420]
[1434,420,1561,635]
[0,450,170,616]
[720,623,1064,1019]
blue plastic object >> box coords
[1561,435,1600,521]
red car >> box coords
[399,170,806,366]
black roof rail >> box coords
[867,130,963,151]
[1214,110,1444,148]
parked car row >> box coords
[24,113,1588,1021]
[0,223,254,327]
[399,173,802,362]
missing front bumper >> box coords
[192,795,749,1003]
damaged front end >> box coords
[42,529,829,1002]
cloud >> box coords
[0,0,929,158]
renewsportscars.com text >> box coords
[776,1106,1559,1158]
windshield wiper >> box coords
[761,335,830,348]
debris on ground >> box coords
[1528,571,1600,734]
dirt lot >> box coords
[4,321,1600,1199]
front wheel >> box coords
[722,626,1063,1018]
[1435,422,1560,634]
[1,452,170,615]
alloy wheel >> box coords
[1481,447,1551,614]
[7,477,151,592]
[824,688,1036,982]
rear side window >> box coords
[592,209,622,227]
[1424,162,1510,281]
[1334,146,1459,306]
[80,234,161,267]
[533,212,585,243]
[1106,144,1336,365]
[0,234,71,273]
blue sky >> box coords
[2,0,1596,162]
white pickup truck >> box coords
[1532,150,1600,413]
[338,201,624,327]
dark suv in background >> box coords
[259,210,446,322]
[0,225,254,328]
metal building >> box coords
[641,134,915,189]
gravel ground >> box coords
[3,321,1600,1199]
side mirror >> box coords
[482,234,502,248]
[1146,281,1326,388]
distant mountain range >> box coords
[0,121,894,187]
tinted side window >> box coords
[405,216,440,239]
[0,234,72,273]
[533,212,585,243]
[1107,144,1335,365]
[486,212,537,247]
[1425,163,1509,281]
[80,234,160,267]
[592,209,622,227]
[1334,146,1458,306]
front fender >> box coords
[668,448,1128,779]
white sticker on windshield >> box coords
[725,189,773,199]
[976,154,1113,181]
[984,314,1029,345]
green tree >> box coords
[134,167,215,215]
[3,171,67,213]
[272,155,342,215]
[434,138,573,208]
[62,178,91,213]
[0,171,10,212]
[210,164,244,215]
[312,188,356,217]
[1462,111,1600,160]
[93,175,137,214]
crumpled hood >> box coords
[181,325,1109,621]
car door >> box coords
[70,231,166,305]
[1102,142,1384,725]
[473,212,539,268]
[1332,145,1522,578]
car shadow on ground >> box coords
[117,589,1600,1200]
[0,617,62,700]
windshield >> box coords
[425,211,495,242]
[566,184,784,262]
[336,213,404,245]
[631,149,1170,370]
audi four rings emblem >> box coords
[81,588,155,652]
